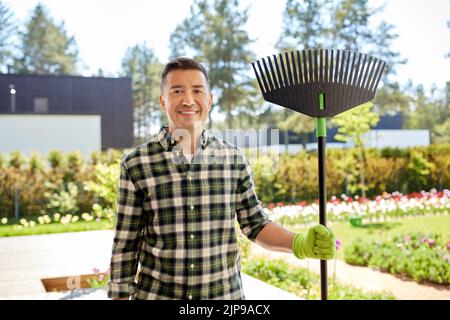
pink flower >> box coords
[447,243,450,251]
[93,268,100,274]
[427,239,435,247]
[404,236,411,243]
[421,237,428,243]
[335,239,341,250]
[98,273,105,281]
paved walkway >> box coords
[249,243,450,300]
[0,231,299,300]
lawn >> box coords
[0,219,113,237]
[289,214,450,255]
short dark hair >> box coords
[160,57,210,93]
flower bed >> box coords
[265,189,449,226]
[344,232,450,285]
[242,257,395,300]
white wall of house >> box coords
[0,114,101,159]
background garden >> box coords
[0,144,448,299]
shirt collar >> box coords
[158,125,213,151]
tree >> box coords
[14,4,79,75]
[0,0,15,72]
[331,102,380,199]
[169,0,256,129]
[404,83,450,143]
[121,43,163,145]
[276,0,332,51]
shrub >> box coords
[344,232,450,284]
[242,257,395,300]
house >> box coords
[0,73,133,158]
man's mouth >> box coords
[177,110,199,116]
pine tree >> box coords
[169,0,256,129]
[121,43,163,144]
[14,3,79,75]
[0,0,15,72]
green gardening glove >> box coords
[292,224,336,260]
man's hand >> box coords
[292,224,335,260]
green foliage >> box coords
[169,0,257,129]
[0,0,15,72]
[121,43,163,144]
[86,269,110,288]
[43,182,79,216]
[406,150,435,191]
[8,150,25,169]
[48,150,65,170]
[242,257,395,300]
[344,232,450,284]
[252,144,450,204]
[13,3,79,75]
[83,162,120,222]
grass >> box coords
[0,219,113,237]
[289,213,450,255]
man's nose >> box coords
[182,91,195,106]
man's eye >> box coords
[172,90,182,95]
[193,89,203,94]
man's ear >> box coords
[160,95,166,112]
[208,92,213,111]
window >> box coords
[34,97,49,112]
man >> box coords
[108,57,335,300]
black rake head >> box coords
[252,49,386,117]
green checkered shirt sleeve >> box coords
[107,158,144,299]
[235,151,270,242]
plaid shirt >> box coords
[108,126,270,300]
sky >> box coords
[3,0,450,92]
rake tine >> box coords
[302,50,308,83]
[286,51,295,86]
[279,53,289,86]
[333,50,340,111]
[356,55,369,103]
[345,51,357,107]
[291,51,298,85]
[295,50,302,84]
[268,56,279,89]
[342,51,350,85]
[262,58,274,92]
[370,60,386,93]
[367,58,380,92]
[356,54,368,89]
[319,49,323,84]
[334,49,340,83]
[324,49,329,83]
[368,58,383,93]
[329,49,334,83]
[364,57,378,91]
[273,54,285,88]
[308,49,314,83]
[349,53,363,107]
[358,56,373,102]
[338,50,347,85]
[313,49,319,84]
[252,62,265,94]
[290,51,300,108]
[255,60,268,94]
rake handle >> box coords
[318,135,328,300]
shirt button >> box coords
[190,264,195,269]
[190,205,194,210]
[190,234,195,240]
[187,173,192,180]
[188,294,192,300]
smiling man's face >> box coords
[160,69,212,133]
